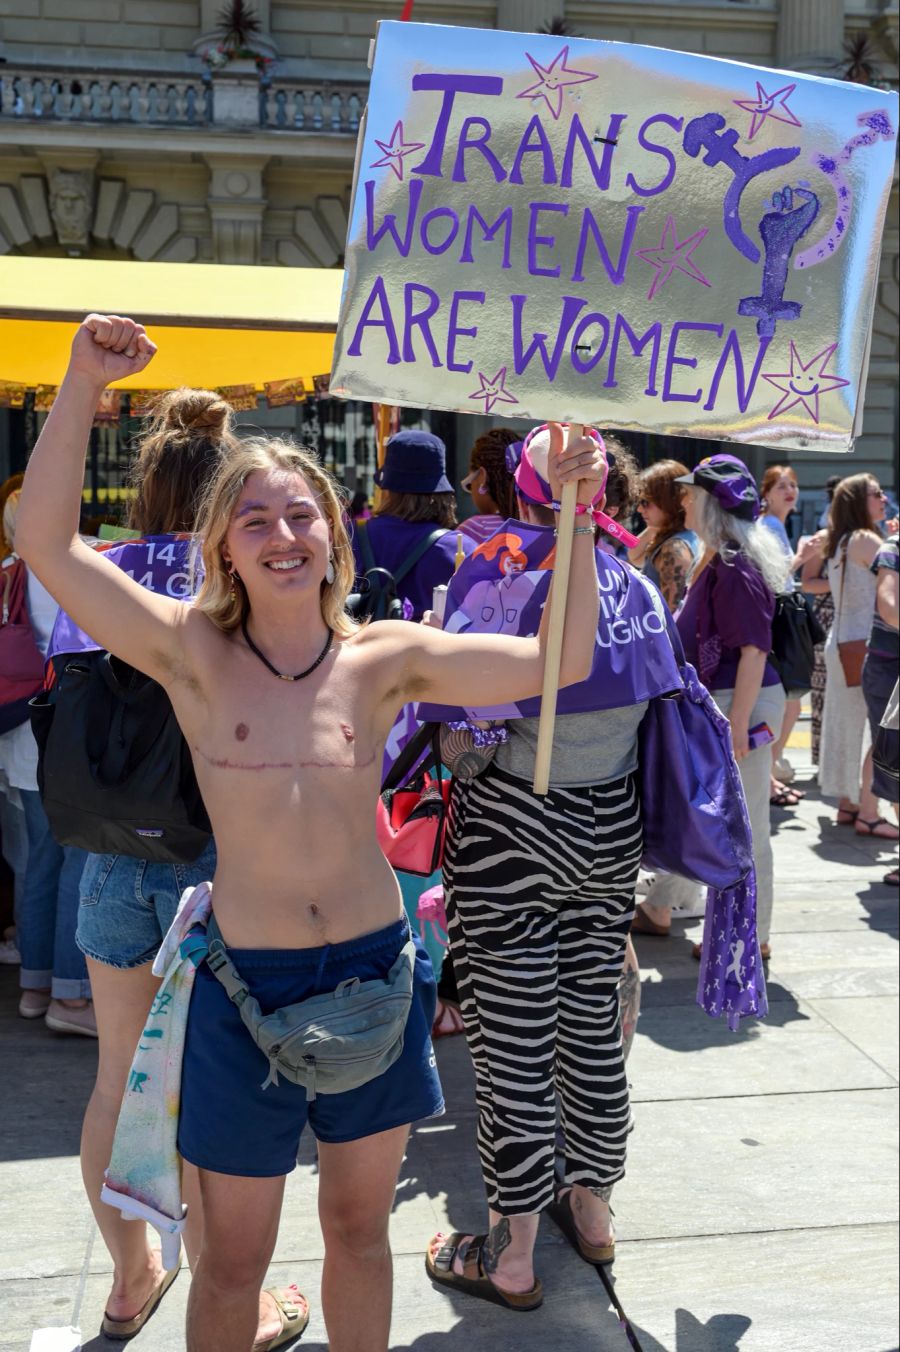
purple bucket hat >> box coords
[675,454,761,522]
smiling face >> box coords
[222,468,331,602]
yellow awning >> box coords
[0,256,343,389]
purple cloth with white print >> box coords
[698,874,768,1031]
[416,519,682,723]
[677,552,780,691]
[49,535,198,660]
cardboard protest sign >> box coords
[331,22,898,452]
[416,523,683,722]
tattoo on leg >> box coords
[482,1217,512,1275]
[589,1183,615,1202]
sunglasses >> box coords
[637,497,651,509]
[869,487,886,498]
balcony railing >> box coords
[0,68,211,125]
[261,81,364,134]
[0,65,369,134]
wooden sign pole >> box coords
[532,423,584,796]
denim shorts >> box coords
[178,917,444,1176]
[76,840,218,970]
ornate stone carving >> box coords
[48,167,94,248]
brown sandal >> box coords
[252,1285,310,1351]
[547,1189,615,1266]
[631,903,670,937]
[426,1231,543,1311]
[101,1264,179,1340]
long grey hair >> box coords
[692,488,790,595]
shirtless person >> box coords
[17,314,604,1352]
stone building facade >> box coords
[1,0,897,507]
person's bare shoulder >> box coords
[848,529,881,565]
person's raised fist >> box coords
[547,422,607,510]
[68,313,157,388]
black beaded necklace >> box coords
[241,617,333,682]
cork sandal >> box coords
[101,1265,179,1340]
[547,1189,615,1267]
[426,1232,543,1311]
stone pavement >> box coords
[1,735,897,1351]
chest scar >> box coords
[193,745,377,773]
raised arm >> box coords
[385,424,601,710]
[16,316,190,684]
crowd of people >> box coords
[0,312,897,1351]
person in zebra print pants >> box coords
[427,431,648,1313]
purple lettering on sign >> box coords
[662,321,724,403]
[509,115,559,186]
[682,112,800,263]
[402,283,443,367]
[570,313,611,374]
[603,315,663,395]
[447,290,486,373]
[511,293,588,380]
[452,117,507,184]
[703,331,772,413]
[411,73,504,178]
[560,113,626,191]
[527,201,569,277]
[460,205,514,269]
[347,276,401,365]
[420,205,461,256]
[625,114,684,198]
[571,204,643,285]
[365,178,422,257]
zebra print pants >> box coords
[443,763,642,1217]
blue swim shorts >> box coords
[178,917,444,1176]
[77,841,218,970]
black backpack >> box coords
[30,651,211,864]
[770,591,827,695]
[346,521,449,621]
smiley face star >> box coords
[369,120,426,181]
[763,343,850,423]
[634,215,712,302]
[733,81,802,141]
[517,45,597,121]
[469,368,518,415]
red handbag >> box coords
[377,724,451,876]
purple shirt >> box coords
[350,515,472,622]
[677,552,779,691]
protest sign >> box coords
[416,522,682,723]
[331,22,898,452]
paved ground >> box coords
[1,731,897,1351]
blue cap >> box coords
[374,430,453,495]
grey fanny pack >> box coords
[204,916,417,1097]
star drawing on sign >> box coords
[517,45,597,121]
[763,343,850,423]
[733,81,802,141]
[469,368,518,414]
[369,120,426,181]
[633,216,711,302]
